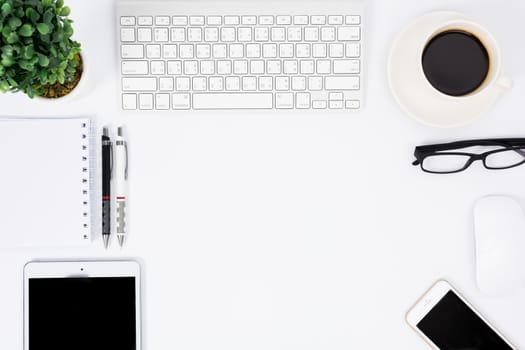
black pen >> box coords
[101,127,112,248]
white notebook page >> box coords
[0,118,92,248]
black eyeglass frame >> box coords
[412,138,525,174]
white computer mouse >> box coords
[474,195,525,297]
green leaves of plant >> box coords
[36,22,49,35]
[18,24,33,37]
[0,0,82,97]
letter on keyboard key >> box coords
[122,61,148,75]
[123,78,157,91]
[121,45,144,59]
[193,93,273,109]
[325,76,360,90]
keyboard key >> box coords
[205,28,219,42]
[156,93,170,109]
[154,28,169,42]
[321,27,336,41]
[187,27,202,42]
[172,16,188,25]
[276,16,291,25]
[138,16,153,26]
[193,77,207,90]
[262,44,277,58]
[259,16,274,25]
[275,76,289,90]
[120,16,135,26]
[338,27,360,41]
[304,27,319,41]
[139,93,154,109]
[121,28,135,42]
[288,27,302,41]
[172,93,191,109]
[242,76,257,91]
[229,44,244,58]
[209,77,224,90]
[317,60,331,74]
[267,60,282,74]
[193,92,272,109]
[179,44,194,58]
[123,78,157,91]
[122,61,148,75]
[159,77,174,90]
[241,16,257,25]
[217,60,232,74]
[311,15,326,25]
[122,94,137,110]
[329,43,344,57]
[171,28,186,42]
[184,60,198,75]
[271,28,286,41]
[296,43,311,58]
[225,76,240,90]
[137,28,152,42]
[238,27,252,42]
[189,16,205,25]
[346,43,360,57]
[213,44,227,58]
[207,16,222,25]
[259,76,273,90]
[200,60,215,74]
[196,44,211,58]
[146,44,161,58]
[333,59,359,74]
[250,60,265,74]
[224,16,239,25]
[233,60,248,74]
[325,76,360,90]
[276,92,294,108]
[254,27,269,42]
[329,92,343,100]
[345,100,360,109]
[283,60,298,74]
[328,15,343,25]
[163,44,177,58]
[246,43,261,58]
[300,60,314,74]
[167,60,182,74]
[176,77,191,91]
[291,76,306,90]
[293,15,308,25]
[312,43,327,58]
[279,43,294,58]
[296,92,311,108]
[155,16,170,26]
[345,15,361,25]
[221,27,236,42]
[329,100,343,109]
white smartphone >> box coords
[24,260,141,350]
[406,279,516,350]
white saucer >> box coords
[388,12,510,128]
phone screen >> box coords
[29,277,136,350]
[417,290,512,350]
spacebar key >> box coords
[193,93,273,109]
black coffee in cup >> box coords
[422,30,489,96]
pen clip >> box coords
[110,142,114,179]
[124,142,128,180]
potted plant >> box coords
[0,0,83,100]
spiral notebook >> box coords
[0,117,95,248]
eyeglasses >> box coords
[412,138,525,174]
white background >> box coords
[1,0,525,348]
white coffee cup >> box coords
[388,12,512,128]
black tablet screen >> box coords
[29,277,136,350]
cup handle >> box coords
[496,76,513,91]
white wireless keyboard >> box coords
[117,1,364,111]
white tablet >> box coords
[24,260,141,350]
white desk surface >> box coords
[1,0,525,348]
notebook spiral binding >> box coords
[81,119,97,241]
